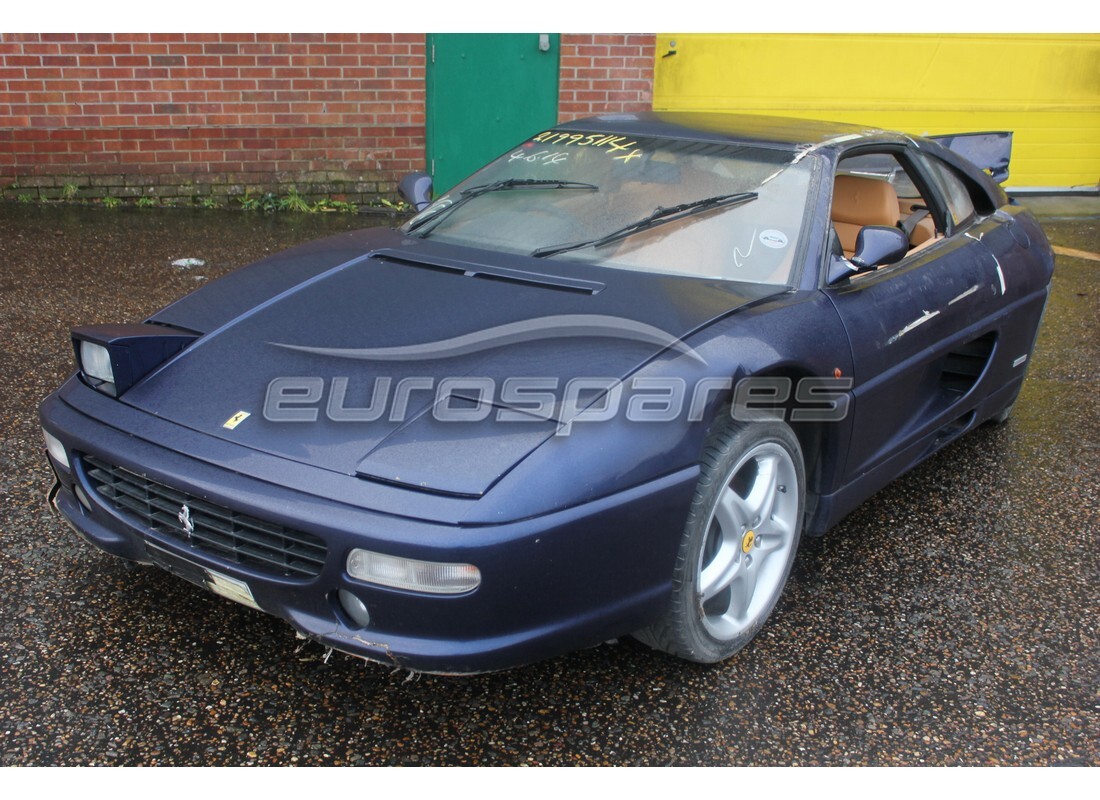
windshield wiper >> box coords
[404,178,598,236]
[531,191,759,258]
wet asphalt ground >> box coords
[0,200,1096,766]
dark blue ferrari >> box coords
[40,113,1053,673]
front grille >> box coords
[83,455,327,578]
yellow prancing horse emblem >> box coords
[222,411,250,430]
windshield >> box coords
[402,131,814,284]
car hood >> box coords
[126,229,780,496]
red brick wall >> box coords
[558,34,655,120]
[0,33,655,206]
[0,33,426,205]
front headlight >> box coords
[79,340,116,395]
[71,323,197,398]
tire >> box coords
[988,400,1015,425]
[635,419,805,663]
[987,378,1025,425]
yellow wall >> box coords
[653,34,1100,189]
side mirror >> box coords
[851,225,909,270]
[827,256,859,284]
[826,225,858,284]
[398,172,433,212]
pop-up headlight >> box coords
[79,340,116,394]
[73,323,198,397]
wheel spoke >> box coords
[728,562,760,620]
[714,485,751,534]
[699,537,742,602]
[744,453,779,526]
[754,516,791,556]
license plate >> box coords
[204,570,262,611]
[146,543,262,612]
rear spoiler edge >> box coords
[929,131,1013,184]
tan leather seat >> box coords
[831,175,900,257]
[898,198,936,246]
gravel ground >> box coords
[0,202,1095,766]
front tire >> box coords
[988,400,1016,425]
[636,419,805,663]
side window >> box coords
[831,152,940,260]
[920,155,977,229]
[836,152,921,198]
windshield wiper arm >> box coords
[404,178,598,235]
[531,191,759,258]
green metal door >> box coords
[426,34,560,195]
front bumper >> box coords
[40,386,695,674]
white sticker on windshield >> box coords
[759,229,788,249]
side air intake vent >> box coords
[940,332,996,395]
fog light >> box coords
[346,549,480,595]
[337,589,372,627]
[42,428,70,470]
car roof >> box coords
[560,111,899,151]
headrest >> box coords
[832,174,899,227]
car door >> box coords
[823,145,1013,485]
